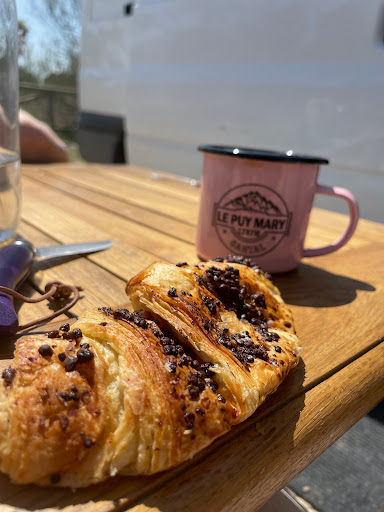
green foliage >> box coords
[19,64,37,84]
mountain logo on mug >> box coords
[213,184,291,257]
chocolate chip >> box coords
[132,310,149,329]
[160,336,171,347]
[274,345,282,353]
[98,307,113,316]
[46,329,60,339]
[179,354,193,367]
[187,385,200,400]
[58,392,71,401]
[206,379,218,391]
[163,344,175,356]
[63,328,82,340]
[59,323,70,332]
[213,255,253,267]
[187,373,198,386]
[38,344,53,357]
[166,361,177,373]
[202,363,215,379]
[202,296,217,315]
[197,378,206,391]
[264,331,280,342]
[176,262,188,267]
[251,292,266,309]
[58,352,66,362]
[59,415,69,431]
[284,321,292,328]
[1,367,16,386]
[99,322,107,326]
[184,412,195,424]
[84,437,93,448]
[202,321,211,331]
[168,287,178,297]
[113,308,134,322]
[196,406,205,416]
[217,330,270,369]
[180,402,186,411]
[64,356,78,372]
[77,348,94,364]
[217,394,226,403]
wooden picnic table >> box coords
[0,162,383,512]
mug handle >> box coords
[303,184,359,257]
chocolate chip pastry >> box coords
[0,258,301,487]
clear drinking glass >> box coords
[0,0,20,246]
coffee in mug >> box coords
[196,145,359,273]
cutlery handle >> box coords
[0,241,34,337]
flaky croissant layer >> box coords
[0,258,300,487]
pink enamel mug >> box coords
[196,145,359,274]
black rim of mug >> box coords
[198,145,329,165]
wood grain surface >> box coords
[0,162,382,512]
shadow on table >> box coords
[273,262,375,308]
[11,254,87,319]
[368,400,384,425]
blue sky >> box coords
[15,0,81,74]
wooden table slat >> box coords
[21,177,197,263]
[22,172,195,244]
[22,165,199,224]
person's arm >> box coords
[19,109,68,163]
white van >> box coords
[78,0,384,221]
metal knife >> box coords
[0,238,112,337]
